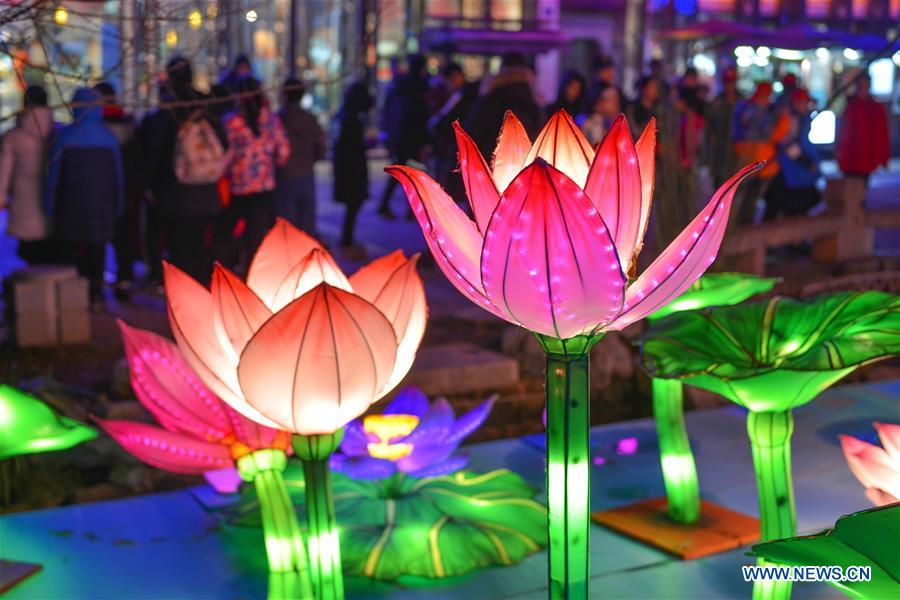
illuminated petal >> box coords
[350,252,427,396]
[164,262,281,429]
[491,111,531,193]
[210,264,272,362]
[237,284,398,435]
[608,162,764,330]
[841,434,900,502]
[444,397,495,445]
[118,321,231,440]
[523,110,595,188]
[583,115,642,270]
[220,402,288,453]
[338,420,374,457]
[204,467,242,494]
[481,160,626,339]
[454,122,499,233]
[96,418,233,475]
[874,423,900,467]
[401,397,455,445]
[396,438,456,474]
[383,386,430,417]
[271,248,352,312]
[246,218,323,309]
[385,165,505,319]
[330,454,397,479]
[631,119,657,267]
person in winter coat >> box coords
[219,76,289,264]
[0,85,55,263]
[764,88,822,221]
[94,82,141,299]
[705,67,742,188]
[140,56,225,287]
[464,51,542,161]
[428,62,479,205]
[546,70,586,121]
[332,81,374,255]
[376,53,430,219]
[45,87,123,303]
[276,77,325,237]
[836,73,890,182]
[581,84,620,145]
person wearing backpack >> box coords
[218,76,289,266]
[140,56,226,287]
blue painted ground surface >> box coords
[2,380,897,599]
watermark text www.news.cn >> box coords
[742,565,872,583]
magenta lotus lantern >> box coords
[841,423,900,506]
[387,110,761,597]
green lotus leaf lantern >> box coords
[0,384,97,460]
[750,504,900,600]
[646,272,779,525]
[639,291,900,599]
[227,465,548,581]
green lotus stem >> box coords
[747,410,796,600]
[293,431,345,600]
[537,334,600,600]
[236,449,313,598]
[652,378,700,524]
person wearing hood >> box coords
[0,85,56,263]
[464,51,542,160]
[546,70,586,121]
[45,87,123,304]
[94,81,140,300]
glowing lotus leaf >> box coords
[386,110,762,339]
[0,385,96,460]
[165,219,427,435]
[648,272,779,321]
[229,466,547,580]
[330,386,494,479]
[841,423,900,505]
[639,292,900,412]
[99,322,290,487]
[751,504,900,600]
[237,284,398,435]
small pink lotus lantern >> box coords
[841,423,900,506]
[387,110,761,597]
[97,322,306,582]
[164,219,427,599]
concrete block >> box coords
[10,265,78,283]
[56,277,89,311]
[13,279,56,317]
[59,310,91,345]
[407,343,519,396]
[15,313,58,347]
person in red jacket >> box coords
[836,74,890,181]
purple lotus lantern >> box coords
[329,387,494,479]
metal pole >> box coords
[120,0,138,115]
[288,0,297,77]
[622,0,647,97]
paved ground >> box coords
[2,380,895,599]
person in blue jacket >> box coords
[45,87,123,305]
[763,88,821,221]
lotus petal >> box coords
[396,438,456,473]
[339,420,375,457]
[481,160,625,338]
[874,423,900,466]
[246,218,323,309]
[491,111,532,193]
[329,454,397,480]
[350,253,427,396]
[523,110,594,188]
[383,386,430,418]
[609,161,763,330]
[841,434,900,504]
[453,122,500,232]
[97,418,233,474]
[164,262,280,429]
[270,247,353,312]
[238,284,398,435]
[400,397,455,446]
[386,165,505,319]
[407,453,469,479]
[210,265,272,362]
[444,397,495,445]
[204,467,243,494]
[583,115,642,270]
[631,119,657,269]
[118,321,230,440]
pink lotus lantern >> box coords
[387,110,761,597]
[164,219,427,599]
[841,423,900,506]
[96,322,305,580]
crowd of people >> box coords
[0,51,891,308]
